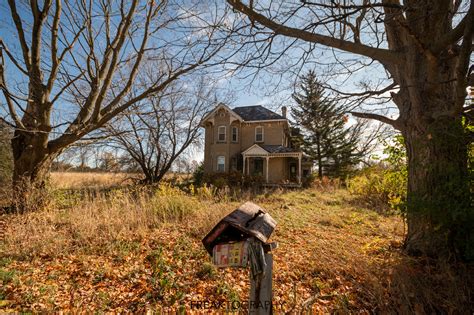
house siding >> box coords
[204,108,244,173]
[268,158,287,183]
[240,121,288,150]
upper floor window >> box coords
[217,156,225,172]
[218,126,226,142]
[255,126,264,142]
[231,126,238,142]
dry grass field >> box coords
[49,172,138,189]
[0,172,472,313]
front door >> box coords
[253,158,264,176]
[289,162,297,182]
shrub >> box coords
[347,135,407,213]
[201,171,246,188]
[150,183,197,222]
[305,175,342,190]
[192,162,205,186]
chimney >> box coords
[281,106,287,118]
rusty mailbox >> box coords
[202,201,277,262]
[202,201,278,314]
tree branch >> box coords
[432,9,470,53]
[227,0,399,65]
[350,111,400,130]
[7,0,31,70]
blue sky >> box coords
[0,0,398,166]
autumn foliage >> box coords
[1,173,472,312]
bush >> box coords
[192,162,205,186]
[150,183,197,222]
[347,166,404,211]
[347,135,407,213]
[303,174,342,190]
[201,171,246,188]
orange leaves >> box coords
[0,188,411,313]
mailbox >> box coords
[202,201,277,257]
[202,201,278,314]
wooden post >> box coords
[249,240,276,315]
[249,252,273,314]
[243,155,246,175]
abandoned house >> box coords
[201,103,312,186]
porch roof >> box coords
[242,144,302,157]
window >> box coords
[255,126,264,142]
[231,126,238,142]
[217,156,225,172]
[218,126,226,142]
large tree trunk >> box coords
[11,130,56,212]
[386,0,473,259]
[403,115,473,259]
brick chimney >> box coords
[281,106,287,118]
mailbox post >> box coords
[202,202,277,315]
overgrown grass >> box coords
[49,172,136,190]
[0,173,472,313]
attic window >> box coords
[218,126,226,142]
[255,126,264,142]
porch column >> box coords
[298,153,302,185]
[242,155,246,175]
[265,156,269,183]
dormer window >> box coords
[231,126,238,142]
[218,126,226,142]
[255,126,264,142]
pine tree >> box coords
[291,70,368,178]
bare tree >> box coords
[0,0,230,210]
[0,121,12,186]
[105,77,213,184]
[225,0,474,258]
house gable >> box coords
[200,103,243,126]
[242,144,269,156]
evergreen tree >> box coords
[291,70,370,178]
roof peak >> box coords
[232,105,265,108]
[232,105,286,121]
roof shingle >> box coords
[232,105,285,121]
[261,145,298,153]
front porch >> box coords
[242,144,303,186]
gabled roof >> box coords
[232,105,286,121]
[242,144,269,155]
[200,103,243,126]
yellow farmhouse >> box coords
[201,103,312,186]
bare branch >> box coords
[350,111,400,129]
[227,0,399,65]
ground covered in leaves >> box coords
[1,175,473,313]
